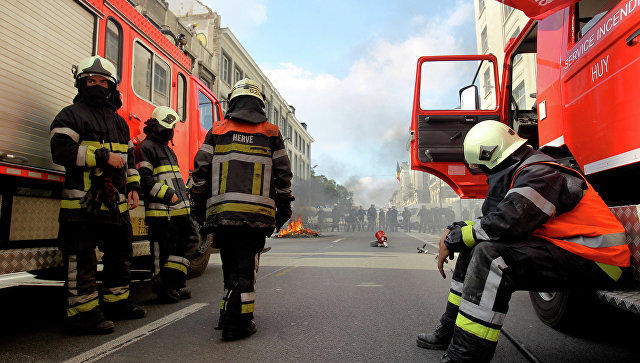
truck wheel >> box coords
[188,243,211,279]
[529,291,587,330]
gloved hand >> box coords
[443,227,475,252]
[190,192,206,225]
[275,194,294,231]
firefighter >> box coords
[134,106,196,303]
[417,205,431,233]
[50,56,145,335]
[357,206,366,231]
[316,207,327,232]
[331,204,342,232]
[367,204,377,231]
[402,207,412,232]
[192,78,293,341]
[416,121,630,362]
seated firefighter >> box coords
[417,121,630,362]
[134,106,196,303]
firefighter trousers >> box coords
[60,221,133,327]
[438,237,620,362]
[148,216,196,289]
[215,227,265,330]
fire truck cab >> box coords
[0,0,222,280]
[410,0,640,327]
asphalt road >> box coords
[1,230,639,362]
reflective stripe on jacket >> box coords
[192,119,292,229]
[511,161,630,267]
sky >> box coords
[200,0,478,206]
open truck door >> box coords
[410,55,502,199]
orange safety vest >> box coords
[510,161,630,267]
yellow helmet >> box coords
[151,106,180,129]
[463,120,527,169]
[228,78,265,104]
[73,56,118,87]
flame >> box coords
[277,217,319,237]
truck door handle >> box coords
[626,28,640,46]
[129,113,142,123]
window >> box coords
[234,66,243,83]
[153,58,170,106]
[221,53,231,84]
[513,81,526,110]
[287,125,292,139]
[478,0,485,16]
[504,4,515,21]
[274,108,279,129]
[483,67,492,97]
[575,0,618,41]
[198,90,213,130]
[105,18,122,81]
[133,41,170,106]
[199,68,213,90]
[481,27,488,53]
[133,42,152,100]
[177,73,187,121]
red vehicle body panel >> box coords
[0,0,222,182]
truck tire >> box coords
[188,243,211,279]
[529,291,588,330]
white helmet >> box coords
[73,56,118,87]
[228,78,265,104]
[463,120,527,169]
[151,106,180,129]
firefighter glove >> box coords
[444,223,478,252]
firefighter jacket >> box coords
[192,118,292,231]
[50,101,140,223]
[134,134,190,219]
[445,148,630,273]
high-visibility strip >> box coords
[461,225,477,248]
[564,232,627,248]
[153,165,181,175]
[479,257,508,309]
[241,292,255,302]
[212,152,272,165]
[85,146,97,167]
[455,314,501,342]
[76,145,87,167]
[262,164,272,197]
[63,189,86,198]
[84,171,91,191]
[208,202,275,217]
[206,192,275,208]
[199,144,214,154]
[137,161,153,171]
[102,289,130,303]
[473,221,490,241]
[448,291,461,306]
[460,298,506,325]
[68,291,99,306]
[67,298,100,317]
[127,168,139,177]
[81,141,128,153]
[61,199,129,213]
[128,140,135,148]
[272,148,287,159]
[214,143,270,156]
[596,262,623,281]
[157,184,169,199]
[150,182,163,197]
[219,162,229,194]
[168,255,190,266]
[450,279,463,294]
[507,186,556,217]
[241,303,255,314]
[252,163,263,195]
[220,299,227,310]
[164,261,188,275]
[126,175,141,184]
[51,127,80,142]
[145,207,190,217]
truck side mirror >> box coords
[459,85,479,110]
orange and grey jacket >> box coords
[192,118,292,230]
[50,102,140,223]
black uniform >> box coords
[378,209,386,230]
[417,206,431,233]
[192,95,293,336]
[331,206,342,232]
[50,85,141,329]
[135,120,195,300]
[425,148,625,362]
[367,206,377,231]
[387,207,398,232]
[402,208,412,232]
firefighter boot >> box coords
[178,287,192,300]
[151,275,180,304]
[65,318,115,336]
[417,301,458,350]
[221,320,257,341]
[103,300,146,321]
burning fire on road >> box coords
[276,217,320,238]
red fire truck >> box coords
[410,0,640,327]
[0,0,223,281]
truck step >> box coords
[596,288,640,315]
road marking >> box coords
[64,303,208,363]
[331,238,345,244]
[275,266,298,277]
[356,283,384,287]
[257,266,290,280]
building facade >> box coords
[475,0,537,111]
[130,0,314,181]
